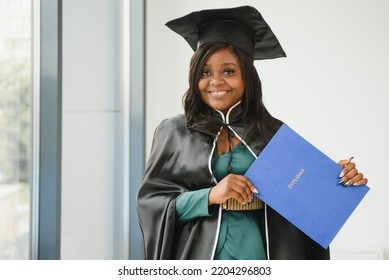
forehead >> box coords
[204,47,240,65]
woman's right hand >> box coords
[208,174,258,206]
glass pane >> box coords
[0,0,32,259]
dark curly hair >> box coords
[183,42,277,142]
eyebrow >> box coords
[203,62,238,67]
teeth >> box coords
[212,91,226,95]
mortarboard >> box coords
[165,5,286,60]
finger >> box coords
[353,177,368,186]
[343,167,359,182]
[226,188,252,205]
[227,174,257,196]
[230,182,253,203]
[244,177,258,194]
[339,167,356,184]
[338,159,350,168]
[229,178,256,204]
[223,174,258,203]
[339,162,356,178]
[338,156,354,168]
[232,174,258,193]
[343,172,362,186]
[220,175,250,203]
[339,170,358,185]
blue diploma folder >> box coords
[245,124,369,248]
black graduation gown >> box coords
[136,106,330,260]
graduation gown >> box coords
[136,104,330,260]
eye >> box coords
[223,68,235,75]
[200,70,211,77]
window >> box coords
[0,0,32,259]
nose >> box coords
[210,74,225,86]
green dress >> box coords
[175,142,266,260]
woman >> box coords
[136,6,368,260]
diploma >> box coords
[245,124,370,248]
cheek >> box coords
[197,79,207,92]
[197,80,208,103]
[231,79,245,96]
[198,80,210,102]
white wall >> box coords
[146,0,389,259]
[62,0,122,259]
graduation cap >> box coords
[165,5,286,60]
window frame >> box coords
[30,0,62,260]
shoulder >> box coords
[155,114,186,134]
[152,114,190,142]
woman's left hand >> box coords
[338,158,368,186]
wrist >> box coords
[208,187,217,206]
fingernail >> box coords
[353,182,360,186]
[339,171,345,178]
[252,188,259,194]
[345,181,351,186]
[338,178,345,185]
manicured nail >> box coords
[344,181,351,186]
[252,188,259,194]
[338,178,345,185]
[339,171,345,178]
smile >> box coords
[209,90,229,97]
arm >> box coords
[175,188,213,223]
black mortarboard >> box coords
[165,6,286,60]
